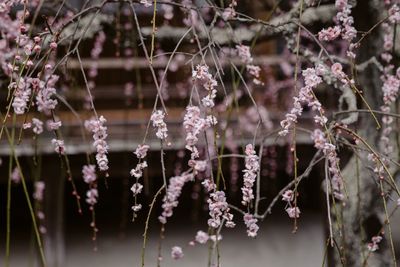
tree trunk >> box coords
[330,1,398,266]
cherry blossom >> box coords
[32,118,43,135]
[243,213,259,238]
[207,191,235,229]
[82,165,97,184]
[51,139,65,154]
[171,246,184,260]
[85,116,109,172]
[150,110,168,140]
[195,230,209,244]
[241,144,259,206]
[159,173,194,224]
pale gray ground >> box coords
[2,214,326,267]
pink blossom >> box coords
[318,26,341,41]
[85,116,109,172]
[159,173,194,224]
[368,235,383,252]
[303,68,322,88]
[285,207,300,218]
[150,110,168,139]
[389,5,400,24]
[246,65,263,85]
[11,167,21,183]
[243,213,259,237]
[191,160,207,172]
[282,190,294,202]
[279,67,323,136]
[382,75,400,105]
[130,183,143,196]
[171,246,184,260]
[335,0,356,41]
[33,181,45,201]
[192,65,218,108]
[331,63,347,84]
[49,42,57,50]
[86,188,98,205]
[236,44,253,64]
[32,118,43,134]
[207,191,235,228]
[222,0,237,20]
[132,204,142,212]
[82,164,97,184]
[183,106,211,161]
[36,84,58,114]
[134,144,150,159]
[209,234,223,243]
[311,129,343,200]
[140,0,152,7]
[51,139,65,154]
[241,144,259,206]
[202,178,216,192]
[11,79,31,115]
[195,230,209,244]
[47,120,62,130]
[130,161,148,178]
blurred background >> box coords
[1,0,400,266]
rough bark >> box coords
[331,1,398,266]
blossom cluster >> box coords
[207,191,235,229]
[222,0,238,20]
[192,64,218,108]
[82,164,98,205]
[7,25,59,116]
[130,144,150,213]
[183,105,216,167]
[140,0,152,8]
[367,153,384,177]
[368,235,383,252]
[171,246,184,260]
[86,188,99,206]
[281,189,300,219]
[82,164,99,238]
[236,44,263,85]
[32,118,43,135]
[190,230,222,248]
[47,119,62,130]
[11,79,31,115]
[33,181,46,234]
[36,74,59,115]
[335,0,357,41]
[85,31,106,109]
[11,167,21,183]
[159,173,194,224]
[388,4,400,24]
[382,74,400,105]
[85,116,109,172]
[33,181,45,201]
[279,67,324,136]
[318,26,341,42]
[311,129,344,200]
[150,110,168,140]
[243,213,259,237]
[51,139,65,154]
[195,230,209,244]
[241,144,259,206]
[379,4,400,161]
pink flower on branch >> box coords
[85,116,109,172]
